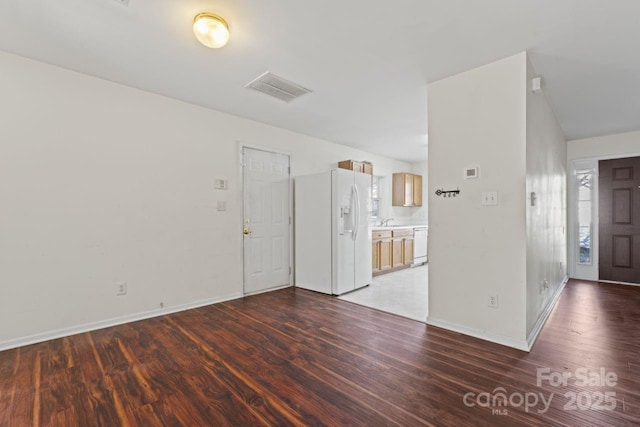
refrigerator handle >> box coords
[353,183,360,241]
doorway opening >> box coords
[569,155,640,285]
[338,161,429,322]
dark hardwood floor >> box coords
[1,279,640,426]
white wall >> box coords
[525,57,567,340]
[0,51,411,349]
[427,53,528,348]
[568,130,640,160]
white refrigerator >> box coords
[295,168,372,295]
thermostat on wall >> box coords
[464,167,479,179]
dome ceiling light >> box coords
[193,12,230,48]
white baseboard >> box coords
[0,292,243,352]
[598,279,640,287]
[426,317,530,352]
[244,284,292,297]
[526,275,569,350]
[427,276,569,353]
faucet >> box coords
[380,217,394,227]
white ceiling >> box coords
[2,0,640,162]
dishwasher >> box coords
[413,227,428,264]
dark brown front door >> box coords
[599,156,640,284]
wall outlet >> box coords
[487,294,498,308]
[116,282,127,296]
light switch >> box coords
[214,179,228,190]
[482,192,498,206]
[217,201,227,211]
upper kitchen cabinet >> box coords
[338,160,373,176]
[392,173,422,206]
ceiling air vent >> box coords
[245,71,312,103]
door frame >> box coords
[568,151,640,283]
[238,142,294,296]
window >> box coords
[577,170,593,264]
[371,176,382,220]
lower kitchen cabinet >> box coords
[379,239,392,271]
[403,236,414,265]
[392,228,414,267]
[372,230,392,273]
[372,243,379,274]
[373,228,414,275]
[392,237,404,269]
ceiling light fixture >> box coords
[193,12,230,48]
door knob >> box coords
[243,228,251,236]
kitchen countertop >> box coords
[371,225,428,231]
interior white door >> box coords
[242,147,291,294]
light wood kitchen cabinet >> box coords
[392,228,414,266]
[392,173,423,207]
[413,175,422,206]
[379,239,392,271]
[338,160,373,176]
[392,236,404,269]
[403,236,414,265]
[372,243,380,274]
[372,230,392,273]
[374,228,414,275]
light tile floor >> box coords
[339,265,428,322]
